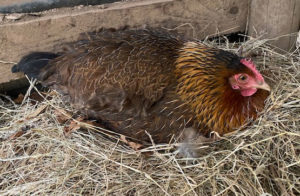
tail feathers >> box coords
[11,52,59,80]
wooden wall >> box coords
[248,0,300,52]
[0,0,120,13]
[0,0,249,92]
[0,0,299,92]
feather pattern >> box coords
[175,42,269,135]
[12,29,269,143]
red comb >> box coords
[240,58,264,81]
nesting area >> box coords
[0,37,299,196]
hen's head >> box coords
[229,59,270,97]
[175,42,271,135]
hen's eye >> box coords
[239,75,247,81]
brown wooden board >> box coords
[248,0,300,52]
[0,0,120,13]
[0,0,248,92]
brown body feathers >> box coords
[12,29,270,144]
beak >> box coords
[255,81,271,91]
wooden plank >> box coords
[0,0,120,13]
[248,0,300,52]
[0,0,248,92]
[0,0,34,5]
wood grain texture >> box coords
[0,0,120,13]
[0,0,248,91]
[248,0,300,51]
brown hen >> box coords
[12,29,270,145]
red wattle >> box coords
[241,88,257,96]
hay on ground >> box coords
[0,37,299,196]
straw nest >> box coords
[0,37,299,196]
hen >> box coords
[12,29,270,145]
